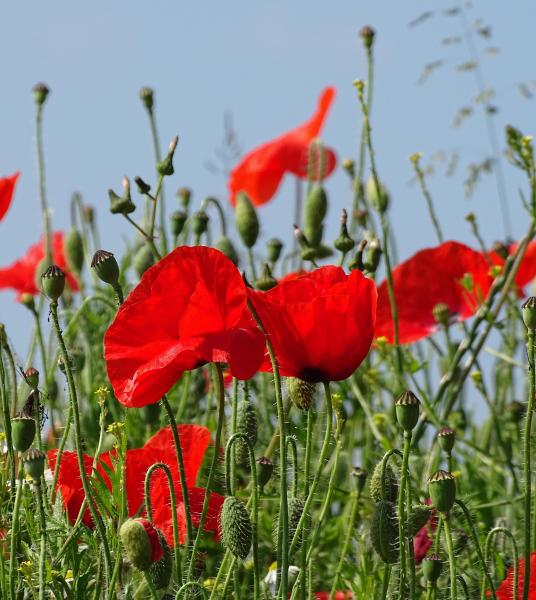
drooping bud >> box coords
[65,229,84,275]
[235,398,258,464]
[522,297,536,331]
[11,417,36,452]
[22,448,46,481]
[177,187,191,208]
[220,496,252,561]
[24,367,39,390]
[156,136,179,177]
[366,177,389,213]
[428,470,456,513]
[139,87,154,111]
[303,186,328,248]
[215,236,239,266]
[170,211,187,237]
[362,238,382,273]
[334,209,355,254]
[352,466,368,494]
[422,554,443,584]
[395,390,421,432]
[191,210,209,237]
[370,461,398,503]
[257,456,274,490]
[41,265,65,301]
[108,182,136,215]
[119,518,164,572]
[433,303,451,327]
[133,245,155,278]
[287,377,315,411]
[235,192,259,248]
[437,427,456,454]
[32,83,49,107]
[254,263,277,291]
[409,505,432,535]
[148,532,172,590]
[359,25,376,50]
[266,238,283,264]
[91,250,120,287]
[370,500,399,563]
[134,176,151,195]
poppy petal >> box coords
[0,172,20,221]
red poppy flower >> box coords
[104,246,266,408]
[313,593,353,600]
[278,270,308,284]
[248,266,377,382]
[0,232,79,300]
[493,551,536,599]
[375,241,493,344]
[0,172,20,221]
[228,87,337,206]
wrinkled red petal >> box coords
[248,266,377,382]
[0,172,20,221]
[138,518,164,563]
[104,246,264,408]
[493,551,536,599]
[375,241,493,344]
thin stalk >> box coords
[123,214,162,260]
[144,573,160,600]
[483,527,517,600]
[397,432,411,600]
[176,581,208,599]
[147,107,168,254]
[381,564,392,600]
[523,327,535,600]
[443,515,457,600]
[3,343,18,417]
[36,483,47,600]
[300,409,314,600]
[0,354,15,493]
[412,157,443,243]
[9,468,24,600]
[36,103,52,264]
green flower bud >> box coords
[304,186,328,248]
[370,500,399,563]
[148,532,172,590]
[215,236,239,266]
[170,210,187,237]
[266,238,283,264]
[32,82,49,107]
[362,238,382,273]
[352,466,368,494]
[236,398,258,465]
[220,496,252,561]
[91,250,120,286]
[422,553,443,584]
[11,417,36,453]
[437,427,456,454]
[334,209,355,254]
[108,184,136,215]
[313,243,333,260]
[177,187,191,208]
[22,448,46,481]
[235,192,259,248]
[370,461,399,503]
[24,367,39,390]
[348,240,367,272]
[257,456,274,490]
[366,177,389,213]
[191,210,209,237]
[156,136,179,177]
[65,229,84,275]
[41,265,65,301]
[522,297,536,331]
[20,294,36,312]
[254,263,277,291]
[139,87,154,111]
[134,245,155,278]
[134,176,151,195]
[395,390,421,432]
[359,25,375,50]
[120,518,164,572]
[409,505,432,535]
[428,470,456,513]
[342,158,355,179]
[287,377,315,411]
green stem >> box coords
[397,432,411,600]
[247,248,258,281]
[523,327,535,600]
[443,515,457,600]
[144,572,160,600]
[3,343,18,417]
[381,564,392,600]
[36,483,47,600]
[483,527,517,600]
[36,104,52,265]
[0,354,15,494]
[123,214,162,260]
[147,107,168,255]
[201,196,228,236]
[9,468,23,600]
[176,581,208,600]
[301,409,314,600]
[50,404,72,504]
[412,159,443,243]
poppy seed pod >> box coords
[257,456,274,490]
[395,390,421,432]
[41,265,65,301]
[11,417,36,452]
[22,448,46,481]
[220,496,252,561]
[65,229,84,275]
[334,209,355,254]
[304,186,328,248]
[215,236,239,266]
[352,466,368,494]
[108,188,136,215]
[422,553,443,584]
[366,177,389,213]
[91,250,120,286]
[254,263,277,291]
[293,225,316,262]
[409,504,432,536]
[119,518,164,572]
[156,136,179,177]
[139,86,154,111]
[235,192,259,248]
[362,238,382,273]
[266,238,283,264]
[235,398,258,464]
[370,461,398,503]
[428,470,456,513]
[287,377,315,411]
[522,297,536,331]
[133,245,155,278]
[24,367,39,390]
[191,210,209,237]
[370,500,399,563]
[170,210,188,237]
[437,427,456,454]
[148,531,172,590]
[32,82,49,106]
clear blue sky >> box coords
[1,1,535,353]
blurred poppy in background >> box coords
[0,172,20,221]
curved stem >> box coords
[483,527,518,600]
[201,196,227,236]
[176,581,208,600]
[523,327,535,600]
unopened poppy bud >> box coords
[287,377,315,411]
[370,461,398,503]
[120,518,164,572]
[170,210,187,237]
[65,229,84,275]
[235,192,259,248]
[134,245,155,278]
[409,504,432,535]
[352,466,368,494]
[156,136,179,176]
[437,427,456,454]
[41,265,65,301]
[190,210,208,237]
[215,236,239,266]
[108,188,135,216]
[342,158,355,179]
[148,532,172,590]
[422,554,443,584]
[24,368,39,389]
[257,456,274,490]
[359,25,375,49]
[91,250,120,286]
[134,176,151,195]
[522,297,536,330]
[428,470,456,513]
[20,294,36,312]
[433,303,451,327]
[334,209,355,254]
[371,500,399,563]
[363,238,382,273]
[139,86,154,111]
[255,264,277,291]
[304,186,328,249]
[220,496,252,561]
[236,398,258,464]
[177,187,191,208]
[366,177,389,213]
[22,448,46,481]
[11,417,36,452]
[266,238,283,264]
[32,82,49,107]
[395,390,421,432]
